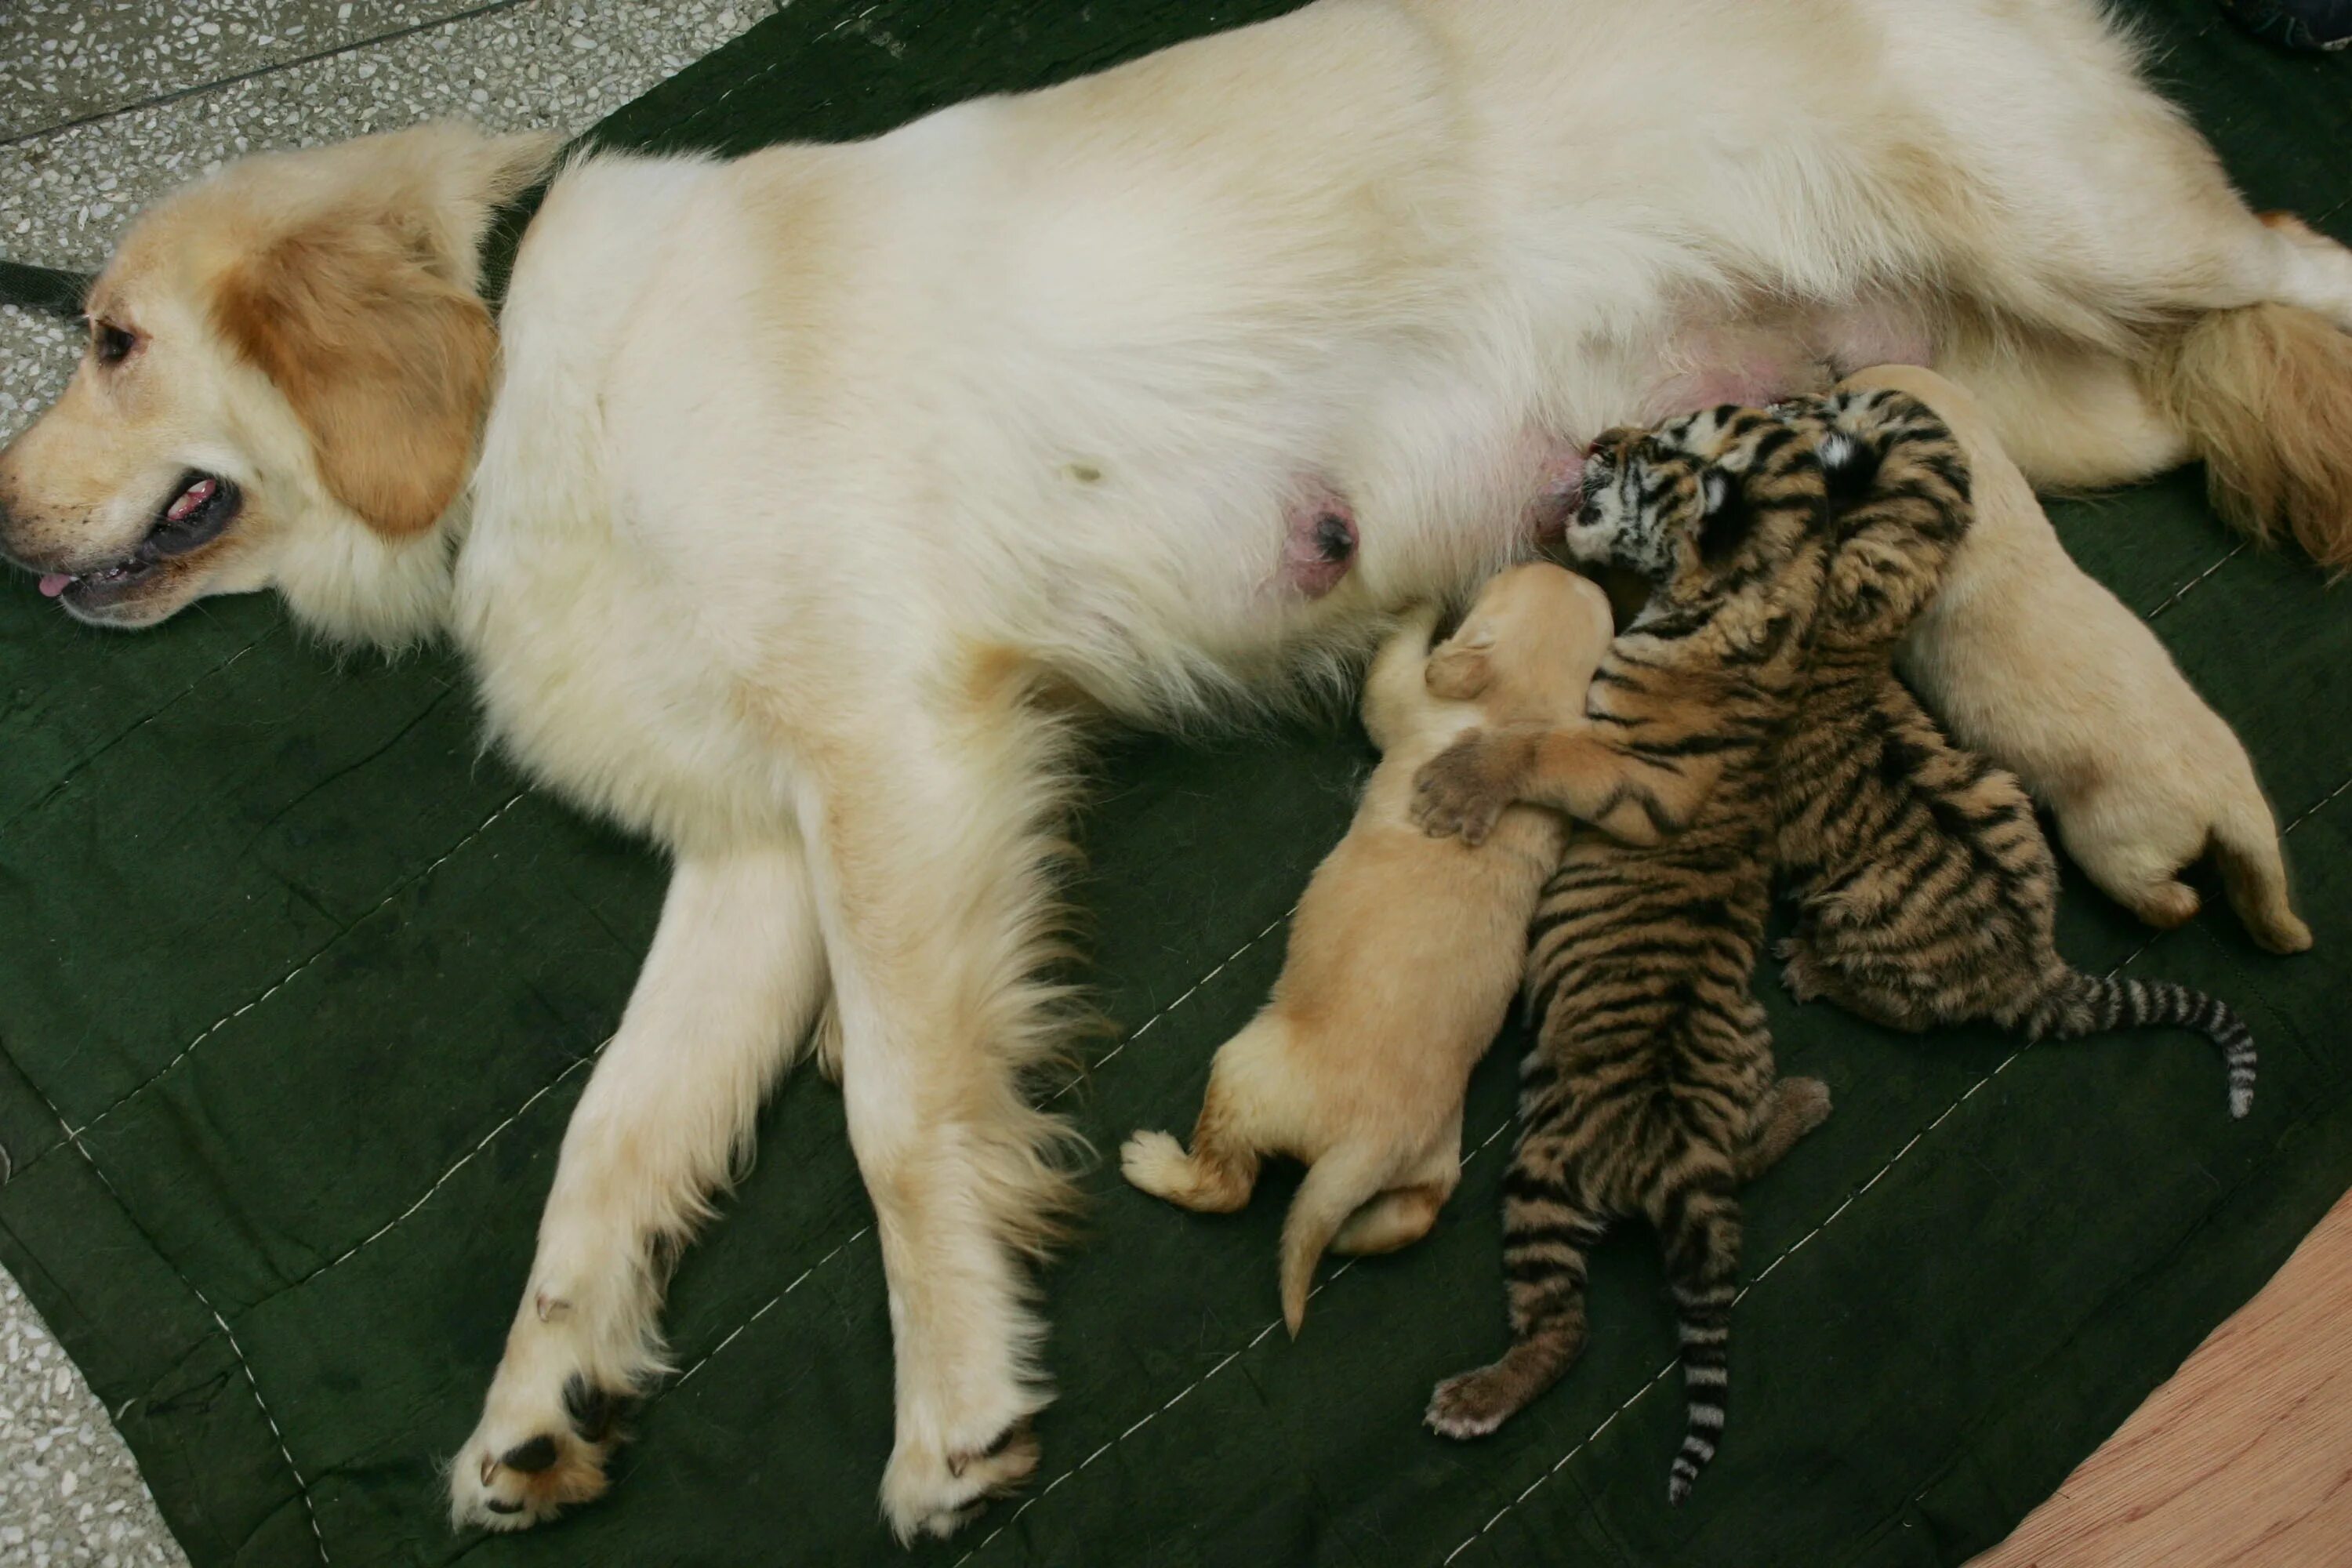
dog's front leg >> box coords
[448,841,828,1530]
[804,714,1076,1542]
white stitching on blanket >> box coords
[2282,769,2352,837]
[671,8,895,139]
[296,1039,609,1285]
[19,1076,329,1563]
[57,791,528,1145]
[670,1225,874,1387]
[1047,907,1294,1103]
[0,628,279,837]
[2145,540,2247,621]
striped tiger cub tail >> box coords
[2032,971,2258,1119]
[1661,1178,1742,1505]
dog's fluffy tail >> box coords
[2212,800,2314,956]
[2145,300,2352,572]
[1278,1144,1392,1336]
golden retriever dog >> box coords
[1122,566,1612,1334]
[2,0,2350,1541]
[1857,365,2312,954]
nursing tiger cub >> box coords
[1773,389,2259,1117]
[1408,403,1845,1502]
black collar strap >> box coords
[0,259,93,324]
[0,172,555,325]
[475,173,556,316]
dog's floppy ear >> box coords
[212,212,495,537]
[1425,628,1496,700]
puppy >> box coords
[1854,365,2312,953]
[1121,564,1613,1333]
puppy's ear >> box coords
[1425,634,1496,700]
[212,213,495,537]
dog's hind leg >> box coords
[448,840,829,1532]
[1928,90,2352,561]
[803,697,1081,1543]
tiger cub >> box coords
[1409,403,1846,1502]
[1773,388,2259,1116]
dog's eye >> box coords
[91,320,139,366]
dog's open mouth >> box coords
[38,473,241,610]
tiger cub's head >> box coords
[1564,400,1875,641]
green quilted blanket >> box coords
[1,2,2345,1564]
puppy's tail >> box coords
[1279,1144,1392,1336]
[2144,299,2352,572]
[2212,800,2313,956]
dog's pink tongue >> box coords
[38,574,72,598]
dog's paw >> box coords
[880,1419,1039,1542]
[449,1370,623,1531]
[1426,1367,1519,1440]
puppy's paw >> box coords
[881,1420,1039,1542]
[1410,733,1517,847]
[1119,1130,1191,1201]
[449,1371,623,1532]
[2130,880,2201,931]
[2252,906,2314,957]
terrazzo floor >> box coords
[0,6,771,1561]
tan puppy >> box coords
[1857,365,2311,953]
[1121,564,1613,1333]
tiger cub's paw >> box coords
[1775,938,1828,1004]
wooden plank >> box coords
[1972,1185,2352,1567]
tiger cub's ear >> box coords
[1696,466,1757,564]
[1818,428,1883,498]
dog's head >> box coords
[1424,561,1615,719]
[0,122,557,642]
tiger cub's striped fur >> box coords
[1409,404,1845,1502]
[1774,389,2258,1116]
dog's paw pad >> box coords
[449,1377,629,1532]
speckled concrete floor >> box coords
[0,6,771,1561]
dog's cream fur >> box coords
[1122,567,1612,1334]
[1857,365,2311,953]
[4,0,2351,1541]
